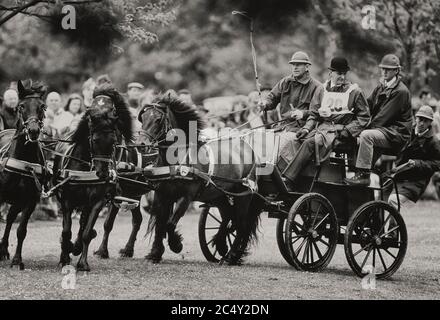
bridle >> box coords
[87,95,118,172]
[138,103,172,146]
[17,94,46,143]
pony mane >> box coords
[155,94,206,134]
[71,84,134,144]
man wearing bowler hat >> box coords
[278,56,370,188]
[345,54,413,186]
[386,105,440,209]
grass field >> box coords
[0,200,440,300]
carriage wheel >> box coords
[285,193,338,271]
[276,218,295,266]
[198,206,236,263]
[344,201,407,280]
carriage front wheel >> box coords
[285,193,338,272]
[198,206,236,263]
[344,201,407,280]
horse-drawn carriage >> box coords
[196,129,408,279]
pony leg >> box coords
[0,204,22,261]
[119,206,142,258]
[59,202,74,266]
[72,210,90,256]
[77,201,103,272]
[222,194,255,266]
[212,203,233,258]
[11,202,37,270]
[167,196,193,254]
[145,193,170,263]
[94,204,119,259]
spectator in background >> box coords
[45,91,73,138]
[138,89,155,112]
[82,78,96,108]
[127,82,145,110]
[246,91,265,129]
[96,74,112,86]
[0,88,19,131]
[178,89,194,105]
[226,100,246,128]
[64,93,85,131]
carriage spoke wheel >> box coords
[276,218,295,266]
[198,206,236,263]
[285,193,338,271]
[344,201,407,280]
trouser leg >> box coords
[355,129,393,170]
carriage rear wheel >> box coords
[276,218,295,266]
[285,193,338,271]
[344,201,407,279]
[198,206,236,263]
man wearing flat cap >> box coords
[278,56,370,187]
[345,54,413,186]
[259,51,323,169]
[260,51,322,132]
[387,105,440,209]
[127,82,145,110]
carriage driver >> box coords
[345,54,413,186]
[277,56,370,188]
[387,106,440,209]
[259,51,322,158]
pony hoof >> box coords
[72,243,83,256]
[94,248,109,259]
[0,252,10,261]
[169,241,183,254]
[76,262,90,272]
[11,262,24,270]
[119,248,134,258]
[145,254,162,264]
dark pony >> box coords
[141,94,261,265]
[53,84,133,271]
[94,135,156,259]
[0,79,47,269]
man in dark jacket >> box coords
[388,105,440,208]
[260,51,322,170]
[345,54,413,186]
[262,51,322,132]
[278,57,370,186]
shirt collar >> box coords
[289,72,311,85]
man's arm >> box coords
[344,90,371,137]
[262,79,284,111]
[413,139,440,175]
[302,85,324,132]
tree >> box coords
[313,0,440,91]
[0,0,177,48]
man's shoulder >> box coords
[309,77,323,88]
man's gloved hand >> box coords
[290,109,304,120]
[296,128,309,139]
[408,159,416,168]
